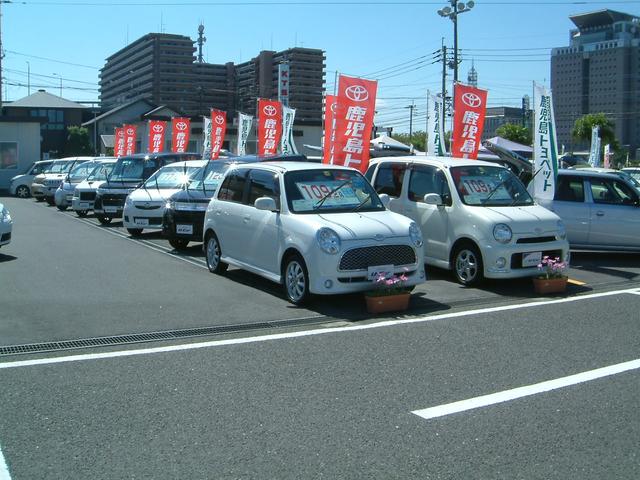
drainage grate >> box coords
[0,316,327,357]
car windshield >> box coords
[188,162,230,193]
[109,157,159,182]
[284,168,384,214]
[87,163,115,181]
[450,165,534,206]
[143,165,202,189]
[45,160,75,174]
[68,162,95,182]
[616,171,640,190]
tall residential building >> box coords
[551,9,640,156]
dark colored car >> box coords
[93,152,201,224]
[163,154,307,249]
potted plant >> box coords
[532,256,568,294]
[364,272,412,314]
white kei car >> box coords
[123,160,206,236]
[0,203,12,248]
[203,162,426,304]
[71,159,118,217]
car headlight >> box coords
[409,222,423,247]
[493,223,512,244]
[316,227,341,255]
[125,196,133,207]
[556,220,567,240]
[165,201,174,210]
[1,209,11,223]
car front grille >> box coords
[80,191,96,201]
[339,245,416,271]
[516,236,557,244]
[511,249,563,270]
[101,194,126,207]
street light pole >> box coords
[437,1,474,87]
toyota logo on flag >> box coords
[345,85,369,102]
[117,130,124,138]
[330,101,338,114]
[175,121,188,131]
[462,92,483,108]
[263,105,277,116]
[152,124,164,133]
[214,115,225,125]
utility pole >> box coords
[441,44,447,107]
[406,101,415,144]
[0,0,4,110]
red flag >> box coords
[257,99,282,156]
[171,117,191,153]
[114,127,125,157]
[123,124,137,155]
[451,83,488,159]
[147,120,167,154]
[332,75,377,173]
[322,95,338,164]
[210,110,227,160]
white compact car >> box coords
[71,159,118,217]
[9,160,54,198]
[54,158,115,211]
[0,203,12,248]
[31,157,93,204]
[123,160,206,236]
[365,156,570,285]
[203,162,426,304]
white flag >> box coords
[202,116,212,159]
[588,125,600,167]
[237,112,253,156]
[426,91,447,156]
[532,84,559,203]
[604,144,611,169]
[280,106,298,155]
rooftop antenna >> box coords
[197,24,206,63]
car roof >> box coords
[160,159,207,168]
[558,168,626,178]
[231,161,359,173]
[369,154,507,169]
[117,152,202,160]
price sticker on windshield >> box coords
[296,182,358,206]
[460,176,510,202]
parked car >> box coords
[569,166,640,191]
[9,160,54,198]
[203,162,426,304]
[621,167,640,183]
[31,157,93,204]
[0,203,12,248]
[93,152,201,225]
[541,169,640,251]
[163,154,308,250]
[122,160,206,236]
[71,159,117,217]
[54,157,116,211]
[365,156,570,285]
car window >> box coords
[372,163,407,197]
[555,175,585,202]
[218,168,249,203]
[590,178,638,205]
[248,169,279,206]
[408,165,451,203]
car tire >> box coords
[76,210,88,217]
[205,232,228,274]
[127,228,143,236]
[15,185,30,198]
[169,238,189,250]
[57,205,67,211]
[452,243,484,286]
[45,197,55,206]
[283,253,310,305]
[96,215,112,225]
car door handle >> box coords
[596,211,605,217]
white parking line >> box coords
[0,444,11,480]
[1,287,639,370]
[412,358,640,421]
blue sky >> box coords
[2,0,639,132]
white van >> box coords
[365,156,570,285]
[9,160,54,198]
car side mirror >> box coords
[254,196,278,212]
[424,193,443,205]
[378,193,390,208]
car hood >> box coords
[129,187,183,202]
[10,174,28,183]
[315,211,412,240]
[475,204,561,234]
[169,188,212,202]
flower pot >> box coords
[532,276,568,295]
[365,292,411,314]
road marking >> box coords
[1,287,639,370]
[0,444,11,480]
[567,278,586,286]
[412,358,640,421]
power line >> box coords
[4,49,99,69]
[7,1,640,4]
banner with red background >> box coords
[123,124,137,155]
[257,99,282,156]
[210,110,227,160]
[451,83,488,159]
[114,127,125,157]
[322,95,337,164]
[171,117,191,153]
[332,75,377,173]
[147,120,167,153]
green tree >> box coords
[571,113,618,150]
[495,123,532,146]
[65,126,93,156]
[391,131,426,152]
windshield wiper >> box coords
[350,194,372,212]
[482,175,512,205]
[313,179,352,210]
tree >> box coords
[391,131,426,152]
[571,113,618,151]
[495,123,532,146]
[65,126,93,156]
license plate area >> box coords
[104,206,118,213]
[134,218,149,226]
[522,251,542,268]
[176,224,193,235]
[367,264,394,281]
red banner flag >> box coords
[114,127,125,157]
[322,95,338,164]
[147,120,167,154]
[171,117,191,153]
[451,83,488,159]
[210,110,227,160]
[332,75,377,173]
[257,99,282,156]
[123,124,137,155]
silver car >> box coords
[544,169,640,251]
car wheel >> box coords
[283,254,310,305]
[205,232,228,274]
[35,196,44,202]
[127,228,143,236]
[76,210,88,217]
[169,238,189,250]
[452,243,484,286]
[57,205,67,211]
[45,197,55,206]
[15,185,30,198]
[96,215,112,225]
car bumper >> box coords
[72,198,94,211]
[31,184,45,197]
[0,222,12,246]
[163,209,206,242]
[55,189,75,207]
[481,239,570,279]
[123,205,165,230]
